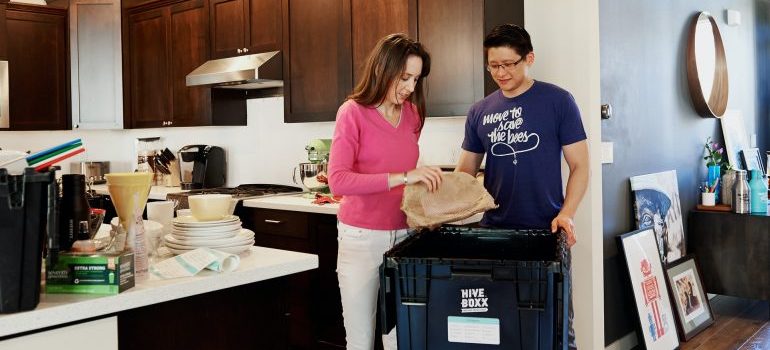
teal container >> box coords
[749,170,768,213]
[707,165,721,201]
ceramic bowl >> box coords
[188,194,233,221]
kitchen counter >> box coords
[91,184,185,201]
[243,194,483,224]
[0,246,317,338]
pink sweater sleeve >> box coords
[328,104,390,196]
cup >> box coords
[702,192,716,206]
[147,201,175,225]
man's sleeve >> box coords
[461,105,485,153]
[558,92,587,146]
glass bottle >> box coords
[733,170,750,214]
[749,170,767,214]
[59,174,91,250]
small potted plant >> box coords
[702,137,730,204]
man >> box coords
[455,24,589,349]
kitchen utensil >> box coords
[26,139,85,172]
[105,172,153,280]
[293,162,329,194]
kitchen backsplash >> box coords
[0,97,467,186]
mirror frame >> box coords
[686,12,729,118]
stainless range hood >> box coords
[186,51,282,89]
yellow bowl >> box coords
[188,194,233,221]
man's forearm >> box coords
[561,164,589,218]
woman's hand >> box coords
[407,166,443,192]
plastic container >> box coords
[749,170,767,213]
[380,227,567,350]
[0,167,57,313]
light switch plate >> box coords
[601,142,613,164]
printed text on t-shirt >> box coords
[482,107,540,164]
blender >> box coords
[294,139,331,198]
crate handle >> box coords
[451,268,492,279]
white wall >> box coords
[0,97,466,186]
[526,0,604,349]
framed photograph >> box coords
[665,256,715,341]
[630,170,685,265]
[618,228,680,350]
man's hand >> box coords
[551,213,576,248]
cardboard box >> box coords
[46,251,135,294]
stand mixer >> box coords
[294,139,331,197]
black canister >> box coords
[59,174,90,250]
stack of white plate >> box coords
[164,215,255,255]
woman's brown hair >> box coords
[348,33,431,131]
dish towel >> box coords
[150,247,240,279]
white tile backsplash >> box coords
[0,97,466,186]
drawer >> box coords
[250,208,310,239]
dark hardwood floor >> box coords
[680,295,770,350]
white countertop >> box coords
[0,247,317,338]
[91,184,185,201]
[243,194,483,224]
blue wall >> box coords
[599,0,767,344]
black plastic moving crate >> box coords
[0,168,57,313]
[379,227,568,349]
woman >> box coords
[328,33,442,350]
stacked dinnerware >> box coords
[164,215,255,255]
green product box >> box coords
[46,251,135,295]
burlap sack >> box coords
[401,172,497,229]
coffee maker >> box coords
[177,145,226,190]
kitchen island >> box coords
[0,247,318,349]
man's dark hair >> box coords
[483,24,533,57]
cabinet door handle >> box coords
[264,219,282,224]
[237,48,243,54]
[243,47,249,53]
[169,121,173,126]
[162,121,167,126]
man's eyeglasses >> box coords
[486,56,526,73]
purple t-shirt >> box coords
[462,81,586,229]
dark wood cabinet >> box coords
[126,7,170,128]
[6,4,69,130]
[210,0,281,59]
[124,0,212,128]
[241,208,345,349]
[169,0,210,126]
[282,0,352,123]
[350,0,416,85]
[418,0,484,117]
[0,3,7,60]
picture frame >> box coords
[665,255,715,341]
[720,110,750,169]
[630,170,685,265]
[618,228,680,350]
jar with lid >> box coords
[733,170,750,214]
[749,170,768,214]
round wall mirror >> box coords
[686,12,728,118]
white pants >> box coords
[337,222,408,350]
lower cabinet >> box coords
[0,317,117,350]
[242,208,346,349]
[119,277,289,349]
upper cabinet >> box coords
[6,4,69,130]
[284,0,522,122]
[350,0,415,85]
[0,3,7,60]
[124,0,214,128]
[210,0,281,59]
[70,0,123,129]
[282,0,351,123]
